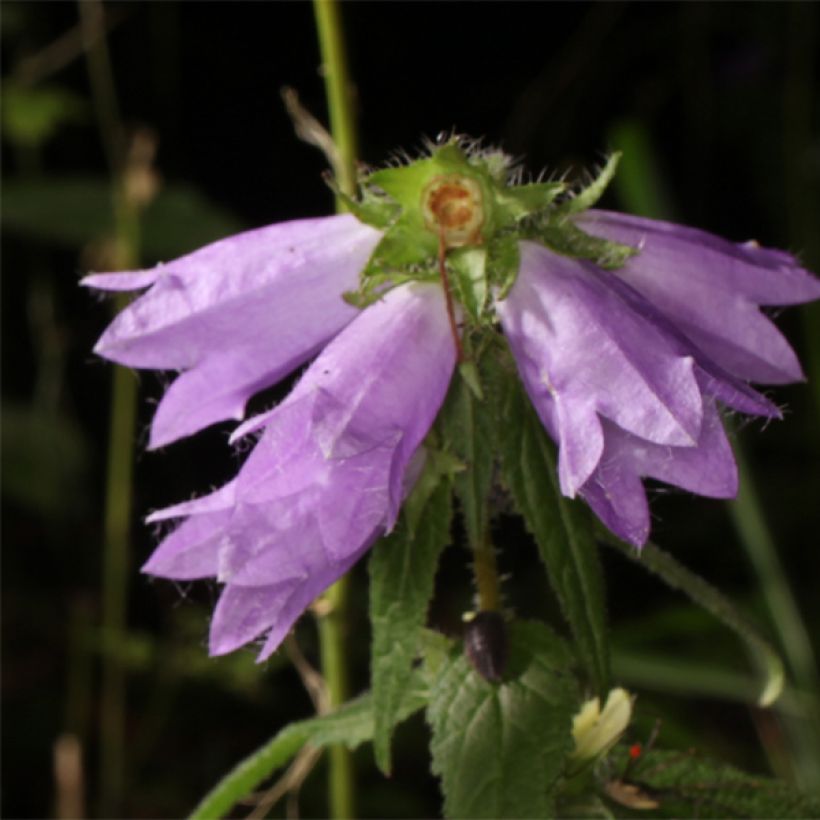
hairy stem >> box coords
[313,0,358,816]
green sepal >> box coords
[361,223,439,278]
[486,233,521,300]
[343,270,437,309]
[427,621,579,819]
[495,180,566,223]
[369,471,453,774]
[554,152,621,219]
[448,247,488,323]
[535,221,638,270]
[325,174,399,229]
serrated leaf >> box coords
[191,684,428,820]
[492,359,611,695]
[604,746,820,818]
[427,621,578,819]
[369,477,453,773]
[2,176,241,261]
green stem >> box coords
[473,534,501,613]
[313,1,358,816]
[80,1,140,813]
[314,0,358,202]
[601,534,785,708]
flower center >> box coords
[421,174,485,248]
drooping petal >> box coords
[84,214,382,447]
[142,281,457,660]
[141,509,230,580]
[498,241,704,496]
[579,398,737,547]
[578,210,820,384]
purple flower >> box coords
[85,215,456,659]
[84,198,819,658]
[497,211,820,545]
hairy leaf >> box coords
[427,621,578,819]
[369,475,453,773]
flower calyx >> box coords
[343,138,638,320]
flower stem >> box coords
[80,1,140,813]
[314,0,358,205]
[313,1,357,816]
[472,532,501,612]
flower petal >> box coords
[578,210,820,383]
[144,281,457,659]
[141,510,229,579]
[498,241,703,495]
[580,398,737,547]
[87,214,382,446]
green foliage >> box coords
[438,364,497,552]
[492,355,611,696]
[2,176,241,261]
[600,534,784,707]
[601,746,820,818]
[427,621,578,819]
[369,474,453,774]
[1,402,90,518]
[190,684,428,820]
[1,82,86,148]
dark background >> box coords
[3,2,819,818]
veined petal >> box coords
[580,398,737,547]
[141,510,229,579]
[498,241,703,494]
[145,280,457,660]
[87,215,382,446]
[578,210,820,384]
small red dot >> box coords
[629,743,642,759]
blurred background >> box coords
[2,2,819,817]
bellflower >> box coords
[84,140,820,659]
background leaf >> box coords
[2,176,241,261]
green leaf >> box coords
[190,685,428,820]
[2,176,241,261]
[1,82,86,148]
[438,363,496,552]
[369,475,453,773]
[427,621,578,819]
[554,152,621,218]
[603,746,820,818]
[1,402,90,517]
[600,536,784,707]
[492,358,611,695]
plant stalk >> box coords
[313,0,358,816]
